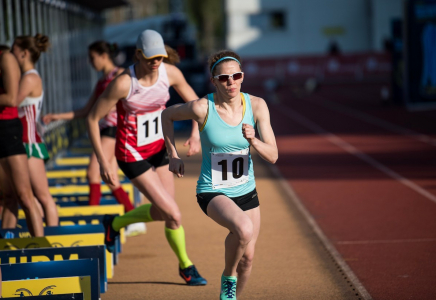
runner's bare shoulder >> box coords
[107,71,132,99]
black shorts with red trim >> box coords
[117,148,169,180]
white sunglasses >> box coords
[213,72,244,82]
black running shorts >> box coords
[0,119,27,159]
[100,126,117,139]
[117,148,169,180]
[196,188,259,216]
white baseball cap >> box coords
[136,29,168,59]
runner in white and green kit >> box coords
[162,50,278,300]
[9,34,58,226]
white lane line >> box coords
[268,164,373,300]
[275,105,436,204]
[310,95,436,147]
[337,238,436,245]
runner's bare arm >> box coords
[244,96,278,164]
[165,63,201,156]
[162,98,208,177]
[16,74,38,105]
[43,86,98,124]
[0,52,20,106]
[87,74,130,184]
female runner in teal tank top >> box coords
[162,50,278,300]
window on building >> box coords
[250,11,286,31]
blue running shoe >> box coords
[102,214,119,253]
[179,265,207,286]
[220,275,237,300]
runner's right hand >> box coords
[43,114,57,124]
[100,160,116,185]
[169,157,184,178]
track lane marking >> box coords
[268,164,373,300]
[336,238,436,245]
[310,95,436,147]
[274,105,436,204]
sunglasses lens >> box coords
[233,73,243,80]
[218,75,229,82]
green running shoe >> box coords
[220,275,237,300]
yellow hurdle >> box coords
[48,183,134,203]
[0,234,114,279]
[19,204,124,219]
[46,169,125,179]
[2,276,91,299]
[55,157,90,166]
[18,205,126,244]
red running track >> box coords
[245,83,436,300]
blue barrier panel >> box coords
[54,199,119,207]
[52,195,117,203]
[13,215,107,226]
[0,246,107,293]
[4,215,123,252]
[49,178,130,186]
[0,224,105,237]
[2,294,84,300]
[0,224,120,265]
[1,259,99,300]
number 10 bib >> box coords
[137,110,163,147]
[211,148,249,189]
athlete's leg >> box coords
[0,164,18,228]
[33,195,45,218]
[207,195,254,277]
[236,207,260,297]
[155,164,175,199]
[28,157,58,226]
[101,137,134,211]
[114,167,180,228]
[0,155,43,236]
[87,151,102,205]
[111,168,197,269]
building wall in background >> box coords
[371,0,403,51]
[226,0,402,57]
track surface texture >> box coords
[245,82,436,300]
[103,140,358,299]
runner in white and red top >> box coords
[0,45,44,237]
[43,41,133,212]
[115,62,169,162]
[87,29,207,285]
[18,69,47,159]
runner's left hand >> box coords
[184,135,201,157]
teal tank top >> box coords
[196,92,256,197]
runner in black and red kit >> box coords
[0,47,43,236]
[44,41,133,213]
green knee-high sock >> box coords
[112,203,153,232]
[165,226,193,269]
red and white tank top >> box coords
[97,67,119,129]
[18,69,44,144]
[116,63,170,162]
[0,51,19,120]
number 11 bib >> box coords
[137,110,163,147]
[211,148,249,189]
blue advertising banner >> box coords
[2,294,84,300]
[0,246,107,293]
[1,259,99,300]
[0,225,120,265]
